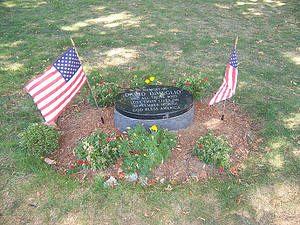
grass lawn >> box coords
[1,0,299,224]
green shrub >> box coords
[73,130,119,171]
[176,74,209,101]
[86,81,120,107]
[119,124,177,178]
[190,130,232,170]
[19,123,61,157]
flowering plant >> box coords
[86,81,120,107]
[118,124,177,178]
[72,130,119,171]
[131,75,161,87]
[190,130,232,169]
[176,74,209,101]
[19,123,61,157]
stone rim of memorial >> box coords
[114,85,194,120]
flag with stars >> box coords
[208,44,238,106]
[25,47,87,124]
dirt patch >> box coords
[50,96,259,184]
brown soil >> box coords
[50,96,260,184]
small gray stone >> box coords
[125,173,138,182]
[104,176,118,188]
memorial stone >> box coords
[114,85,194,132]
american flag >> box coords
[208,44,238,106]
[25,47,87,124]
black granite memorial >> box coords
[114,85,194,132]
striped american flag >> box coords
[25,47,87,124]
[208,45,238,106]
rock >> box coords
[44,158,56,165]
[160,178,165,184]
[125,173,138,182]
[103,176,118,188]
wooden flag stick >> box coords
[221,99,226,120]
[70,38,104,124]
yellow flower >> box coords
[145,79,150,84]
[144,154,146,156]
[118,145,121,147]
[127,127,131,130]
[150,125,157,131]
[149,76,155,81]
[134,75,137,78]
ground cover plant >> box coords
[72,130,119,172]
[86,80,120,107]
[191,129,232,170]
[119,124,177,178]
[19,123,61,157]
[176,74,209,101]
[1,0,299,224]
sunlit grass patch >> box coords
[248,180,300,224]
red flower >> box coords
[78,160,83,165]
[110,89,112,92]
[106,138,110,142]
[204,78,207,81]
[86,88,89,91]
[186,81,191,85]
[96,97,99,100]
[70,165,74,170]
[199,145,203,149]
[101,81,104,84]
[219,167,224,172]
[200,90,202,93]
[83,161,87,165]
[86,92,89,96]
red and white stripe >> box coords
[25,65,86,124]
[208,61,238,106]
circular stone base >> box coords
[114,105,194,132]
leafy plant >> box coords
[19,123,61,157]
[73,130,119,171]
[190,130,232,169]
[176,74,209,101]
[86,81,120,107]
[118,124,177,178]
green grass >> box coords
[1,0,299,224]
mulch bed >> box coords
[50,96,260,184]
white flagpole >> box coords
[70,38,105,124]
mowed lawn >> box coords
[0,0,299,224]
